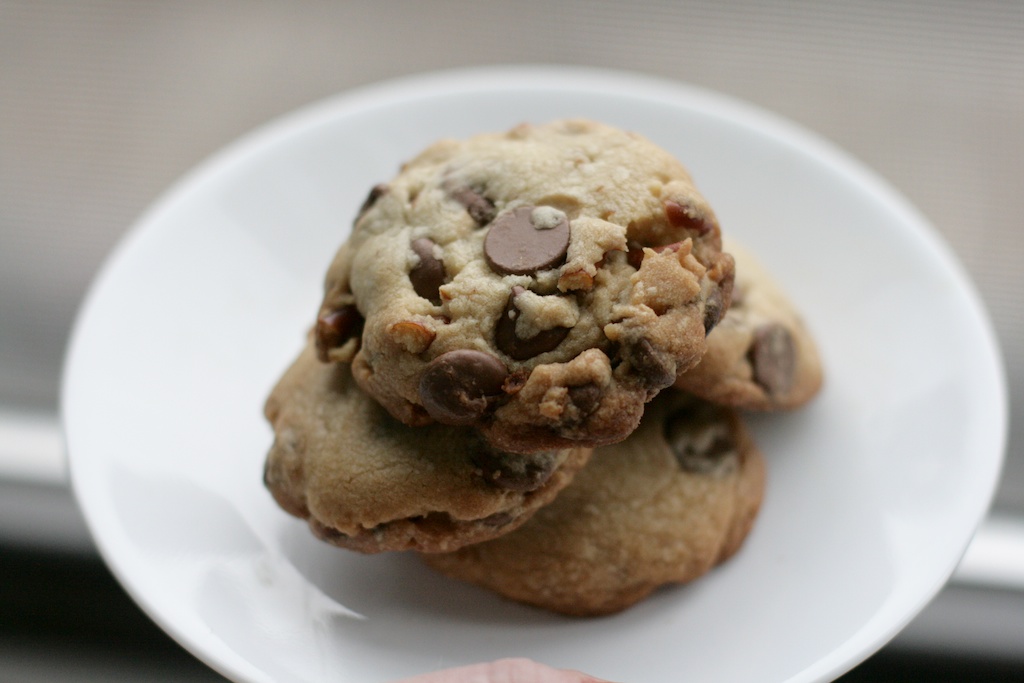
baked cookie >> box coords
[315,119,734,453]
[675,238,822,410]
[263,339,592,553]
[421,392,765,616]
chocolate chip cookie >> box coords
[420,392,765,616]
[675,238,822,410]
[263,338,592,553]
[316,119,734,454]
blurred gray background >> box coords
[1,1,1022,681]
[2,0,1022,509]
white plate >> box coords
[63,66,1007,683]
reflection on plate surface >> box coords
[63,66,1006,683]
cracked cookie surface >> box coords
[675,238,822,411]
[316,119,734,453]
[263,339,591,553]
[420,391,765,616]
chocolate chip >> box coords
[626,338,675,391]
[705,268,735,333]
[664,409,738,474]
[569,383,602,415]
[471,446,559,492]
[311,520,350,543]
[566,383,602,424]
[494,286,571,360]
[502,368,530,395]
[484,206,570,275]
[626,239,685,270]
[418,350,508,425]
[409,238,445,303]
[626,240,646,270]
[314,305,363,361]
[355,183,387,223]
[703,287,725,334]
[749,324,796,396]
[664,200,714,235]
[446,181,496,225]
[479,511,515,527]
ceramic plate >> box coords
[63,66,1006,683]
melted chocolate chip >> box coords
[418,350,508,425]
[749,324,796,396]
[626,240,646,270]
[479,511,516,527]
[703,287,725,334]
[567,383,602,420]
[311,521,350,543]
[718,268,735,313]
[355,183,388,223]
[314,305,364,361]
[409,238,445,303]
[446,182,497,225]
[471,446,559,492]
[502,368,530,395]
[484,206,570,275]
[494,286,571,360]
[664,200,714,235]
[626,338,676,391]
[626,240,684,271]
[664,409,738,474]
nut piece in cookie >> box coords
[421,391,765,616]
[263,340,591,554]
[674,237,822,411]
[318,119,735,453]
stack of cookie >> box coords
[263,120,821,616]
